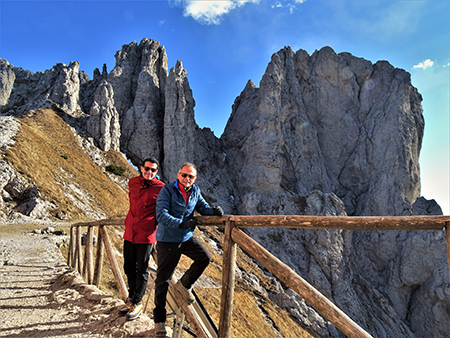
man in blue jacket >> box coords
[153,162,223,337]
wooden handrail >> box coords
[71,218,125,228]
[197,215,450,230]
[67,215,450,338]
[67,222,127,299]
[67,219,214,337]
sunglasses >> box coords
[143,166,157,172]
[180,173,196,179]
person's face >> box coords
[177,166,197,188]
[140,161,158,180]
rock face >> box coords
[0,39,447,338]
[161,58,232,211]
[221,47,424,217]
[107,38,167,166]
[162,59,197,179]
[0,60,84,118]
[0,60,15,106]
[86,80,120,151]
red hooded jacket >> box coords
[123,175,165,244]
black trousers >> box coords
[123,240,154,304]
[153,237,211,323]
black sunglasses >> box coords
[143,166,157,172]
[180,173,196,179]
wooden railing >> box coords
[68,218,127,299]
[68,215,450,338]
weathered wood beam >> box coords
[170,281,212,338]
[71,218,125,228]
[196,215,450,230]
[68,226,75,267]
[76,226,83,273]
[93,225,105,287]
[100,226,127,300]
[218,220,237,338]
[85,226,94,284]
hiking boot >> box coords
[174,280,195,304]
[118,297,132,316]
[126,302,142,321]
[154,322,167,337]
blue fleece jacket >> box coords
[155,181,214,243]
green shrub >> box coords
[105,164,126,176]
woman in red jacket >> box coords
[118,157,164,321]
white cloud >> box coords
[173,0,258,25]
[173,0,306,23]
[413,59,434,70]
[274,2,283,8]
[272,0,306,12]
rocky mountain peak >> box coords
[108,38,168,166]
[222,46,424,217]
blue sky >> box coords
[1,0,449,215]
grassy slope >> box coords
[4,108,135,220]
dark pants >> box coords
[123,240,154,304]
[153,237,211,323]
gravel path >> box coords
[0,228,158,338]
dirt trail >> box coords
[0,226,158,337]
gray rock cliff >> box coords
[107,38,167,166]
[0,61,84,118]
[221,46,424,217]
[86,80,120,151]
[0,60,15,106]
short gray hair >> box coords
[179,162,197,175]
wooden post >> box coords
[93,225,105,287]
[82,229,88,279]
[231,227,373,338]
[218,220,237,338]
[76,226,83,273]
[68,226,75,267]
[445,223,450,284]
[170,282,211,338]
[85,226,94,284]
[100,225,128,300]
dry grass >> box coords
[4,108,135,221]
